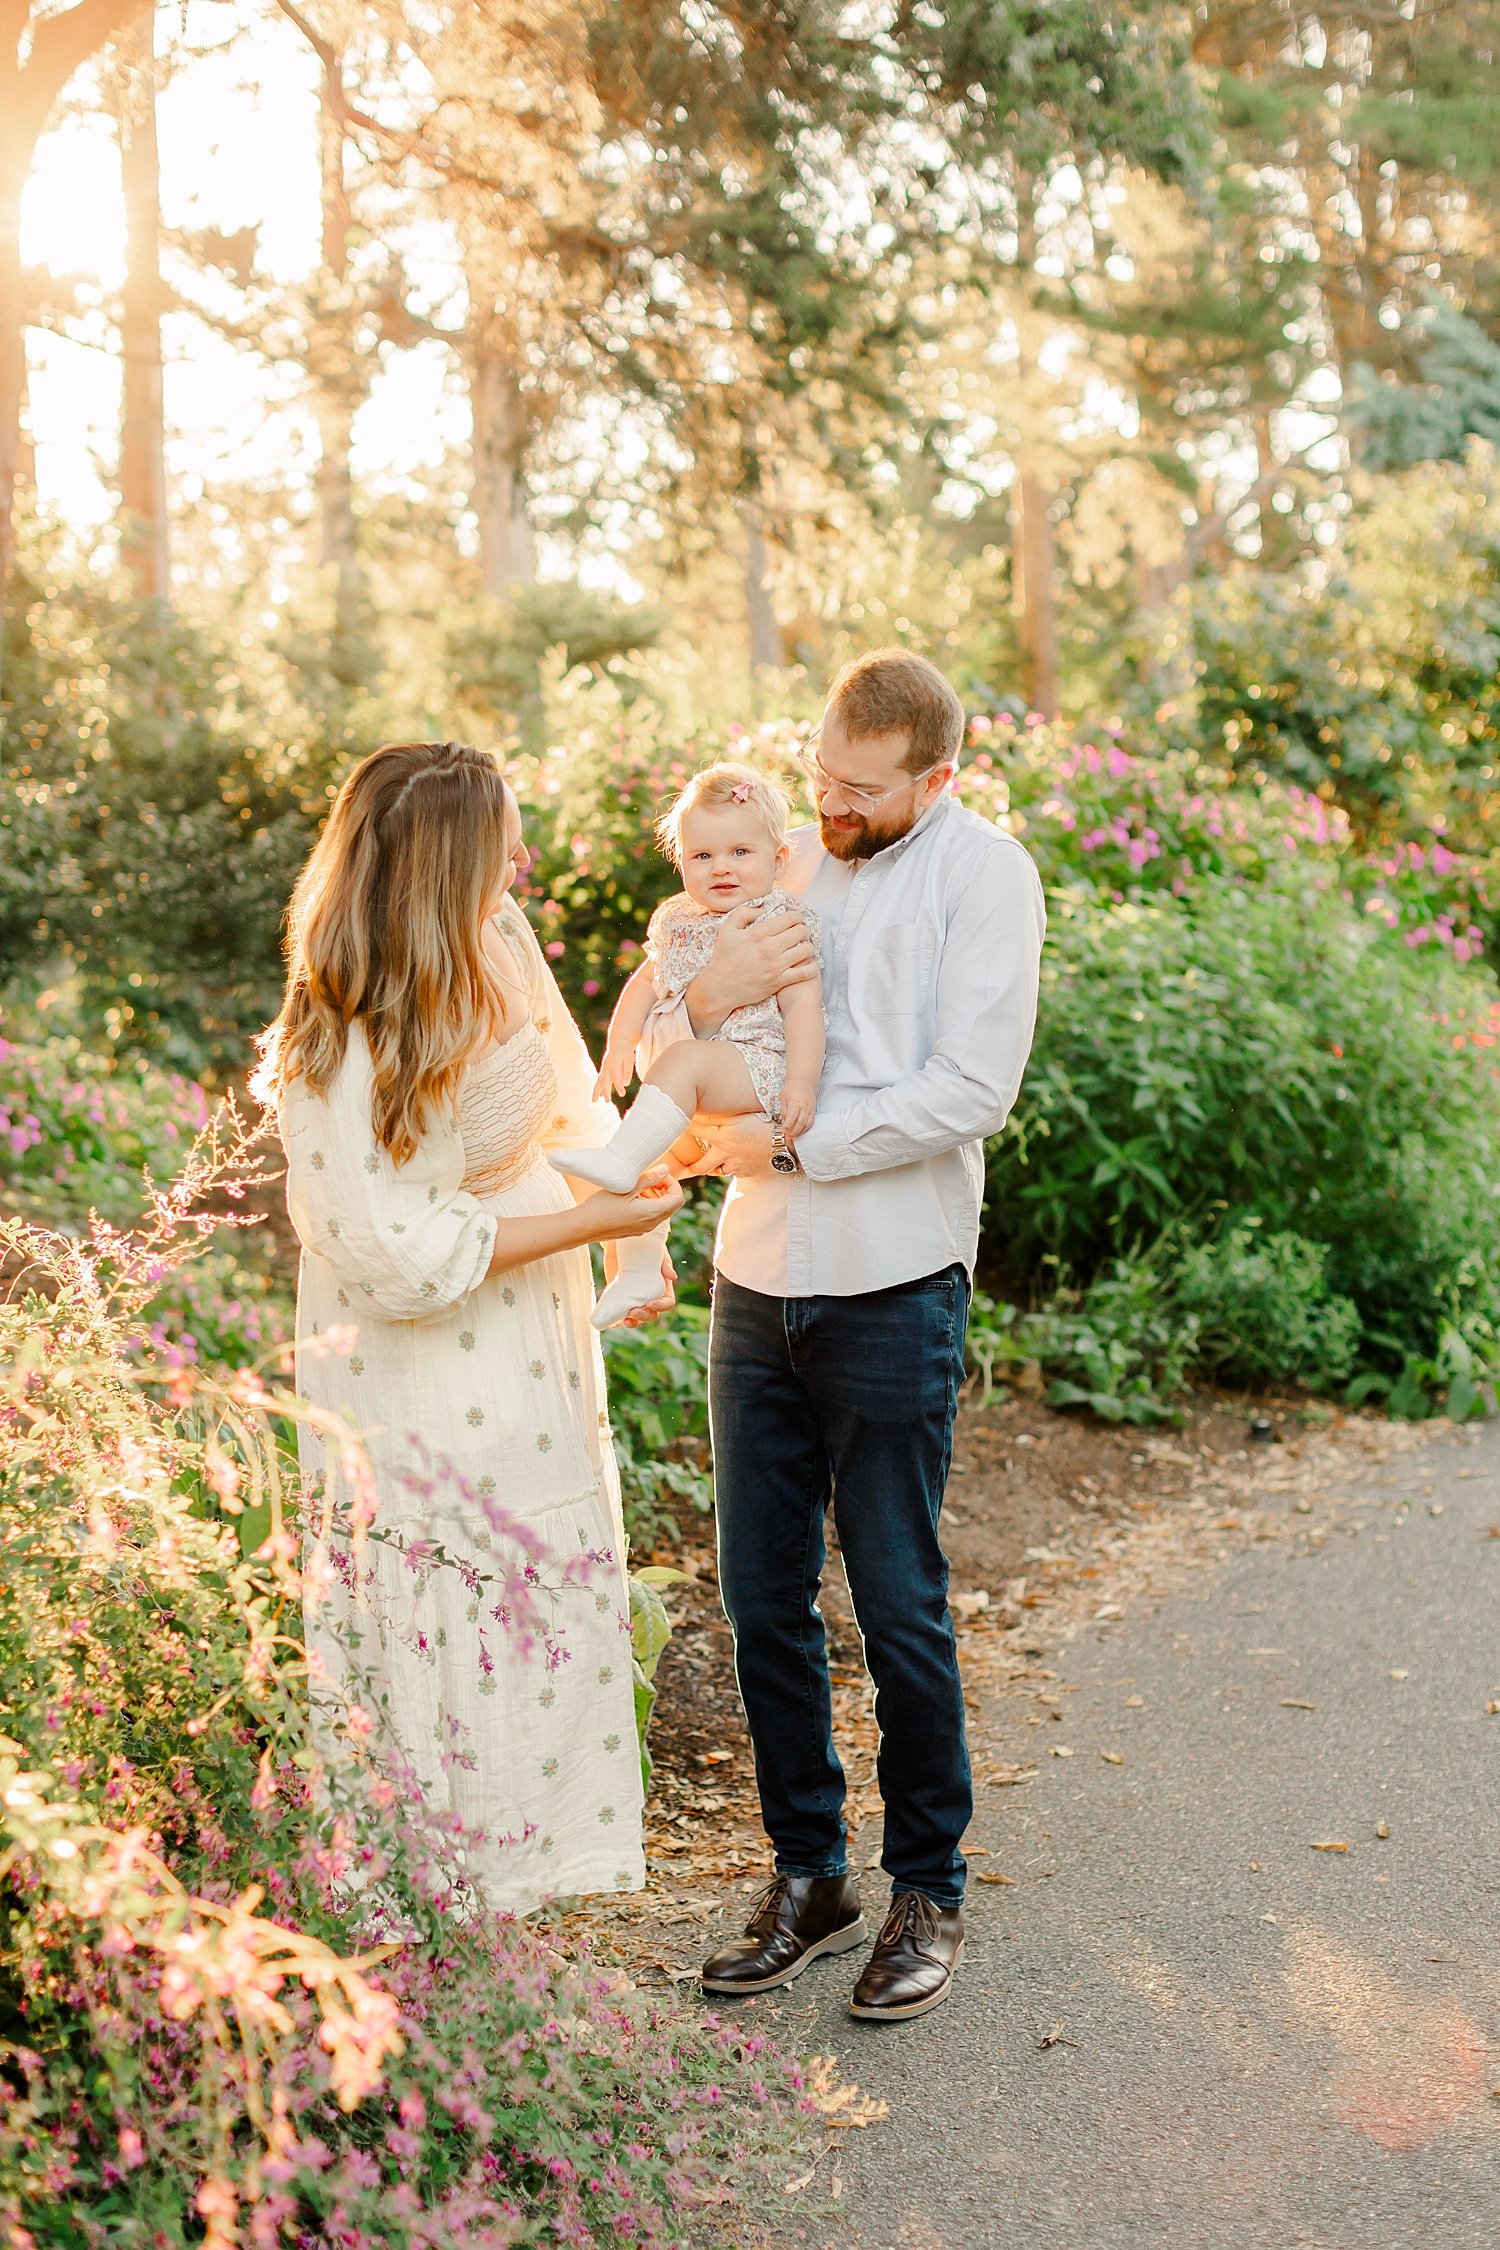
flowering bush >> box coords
[957,713,1492,965]
[0,1119,813,2247]
[0,1016,291,1373]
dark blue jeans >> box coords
[708,1265,973,1911]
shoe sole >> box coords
[847,1937,965,2022]
[701,1915,869,1996]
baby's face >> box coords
[678,803,785,910]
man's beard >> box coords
[819,800,923,863]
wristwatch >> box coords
[770,1112,800,1174]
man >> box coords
[647,650,1045,2022]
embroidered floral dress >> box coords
[280,898,644,1916]
[646,886,822,1116]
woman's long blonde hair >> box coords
[254,741,512,1163]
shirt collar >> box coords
[878,785,953,864]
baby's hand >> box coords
[780,1083,816,1142]
[595,1044,636,1101]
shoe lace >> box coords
[747,1875,791,1929]
[876,1891,938,1949]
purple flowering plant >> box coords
[0,1111,815,2248]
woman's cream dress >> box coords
[279,899,644,1915]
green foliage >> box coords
[0,561,313,1077]
[1347,307,1500,469]
[601,1307,713,1550]
[447,585,670,744]
[967,1271,1194,1425]
[1168,1224,1362,1391]
[1184,448,1500,853]
[988,873,1500,1391]
[628,1567,688,1792]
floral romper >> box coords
[645,886,822,1118]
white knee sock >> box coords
[590,1220,672,1330]
[549,1085,691,1193]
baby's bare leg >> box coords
[646,1037,761,1121]
[551,1038,762,1194]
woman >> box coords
[256,740,680,1916]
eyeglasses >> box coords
[794,739,949,816]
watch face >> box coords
[771,1150,798,1173]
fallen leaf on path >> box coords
[1375,1821,1390,1839]
[977,1871,1017,1885]
[804,2056,889,2131]
[1094,1603,1123,1620]
[1390,1669,1409,1681]
[984,1764,1038,1787]
[1050,1744,1075,1757]
[1484,1526,1500,1541]
[1038,2022,1075,2049]
[1311,1841,1350,1852]
[1486,1701,1500,1717]
[1280,1698,1316,1710]
[1101,1750,1125,1765]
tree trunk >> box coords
[1009,168,1058,718]
[1012,470,1058,718]
[0,144,25,618]
[1,1,152,668]
[1,0,152,632]
[303,56,368,650]
[743,504,783,672]
[470,349,535,593]
[114,15,169,602]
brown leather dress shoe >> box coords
[701,1874,866,1995]
[848,1891,964,2021]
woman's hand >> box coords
[578,1175,684,1242]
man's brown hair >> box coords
[826,649,965,775]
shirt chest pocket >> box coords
[860,921,937,1017]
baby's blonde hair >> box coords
[656,760,790,866]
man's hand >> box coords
[689,1114,776,1179]
[685,900,818,1035]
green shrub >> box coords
[602,1309,713,1550]
[1169,1223,1362,1390]
[988,874,1500,1380]
[0,561,315,1079]
[968,1266,1196,1425]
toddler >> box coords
[552,761,824,1328]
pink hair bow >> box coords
[729,777,754,802]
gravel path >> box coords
[744,1417,1500,2249]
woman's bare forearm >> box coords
[484,1205,589,1279]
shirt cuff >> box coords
[794,1111,857,1182]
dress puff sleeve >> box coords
[492,896,619,1155]
[279,1027,494,1323]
